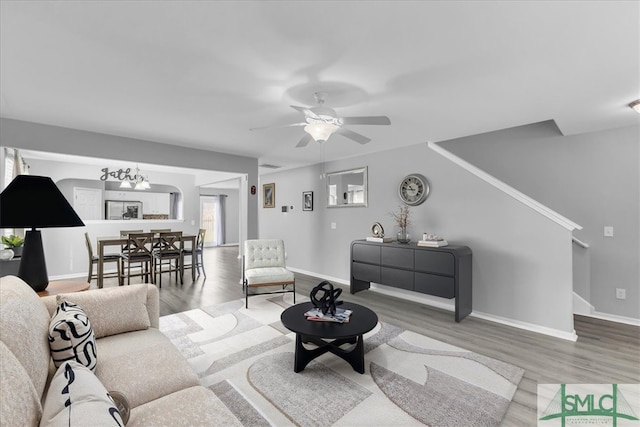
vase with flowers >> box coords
[391,205,411,243]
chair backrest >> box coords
[150,229,171,234]
[84,232,94,259]
[124,233,155,258]
[244,239,287,270]
[157,231,183,255]
[120,229,143,237]
[196,228,206,250]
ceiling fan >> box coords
[251,92,391,147]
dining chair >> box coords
[182,228,206,280]
[84,232,123,286]
[119,229,143,237]
[153,231,183,288]
[121,232,155,286]
[150,229,171,234]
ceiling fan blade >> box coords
[296,133,313,148]
[336,128,371,144]
[250,123,306,131]
[290,105,320,120]
[341,116,391,126]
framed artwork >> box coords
[263,183,275,208]
[303,191,313,211]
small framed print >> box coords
[263,183,275,208]
[303,191,313,211]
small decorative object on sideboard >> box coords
[367,222,392,242]
[418,233,449,247]
[390,205,411,243]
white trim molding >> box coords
[427,141,582,231]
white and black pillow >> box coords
[40,361,124,427]
[48,301,97,371]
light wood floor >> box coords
[93,245,640,427]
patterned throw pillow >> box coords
[49,301,97,371]
[40,361,124,427]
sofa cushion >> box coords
[0,341,42,427]
[40,361,123,427]
[127,386,242,427]
[57,284,150,338]
[0,276,52,399]
[48,301,97,371]
[94,328,200,408]
[245,266,295,285]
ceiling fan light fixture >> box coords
[304,123,339,142]
[629,99,640,113]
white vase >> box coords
[0,249,15,261]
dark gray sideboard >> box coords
[350,240,472,322]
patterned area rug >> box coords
[159,294,524,426]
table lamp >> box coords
[0,175,85,292]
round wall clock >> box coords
[398,173,430,205]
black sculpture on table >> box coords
[310,281,343,315]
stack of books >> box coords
[304,307,353,323]
[366,236,392,243]
[417,238,449,247]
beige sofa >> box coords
[0,275,240,427]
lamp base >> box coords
[18,230,49,292]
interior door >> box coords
[74,187,102,220]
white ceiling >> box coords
[1,1,639,172]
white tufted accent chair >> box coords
[242,239,296,308]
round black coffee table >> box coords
[280,301,378,374]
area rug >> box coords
[159,293,524,426]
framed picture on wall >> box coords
[263,183,275,208]
[303,191,313,211]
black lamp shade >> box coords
[0,175,85,228]
[1,175,85,292]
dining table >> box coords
[96,234,197,289]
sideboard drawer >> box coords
[352,262,380,283]
[414,250,455,276]
[352,244,381,264]
[415,272,455,298]
[382,246,414,269]
[381,267,413,291]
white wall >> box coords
[259,142,577,337]
[440,121,640,320]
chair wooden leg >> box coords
[199,253,206,278]
[87,261,93,283]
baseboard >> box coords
[573,291,594,315]
[470,310,578,342]
[371,283,577,341]
[578,311,640,326]
[287,267,349,288]
[572,291,640,326]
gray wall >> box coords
[440,121,640,319]
[259,142,577,336]
[0,118,259,239]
